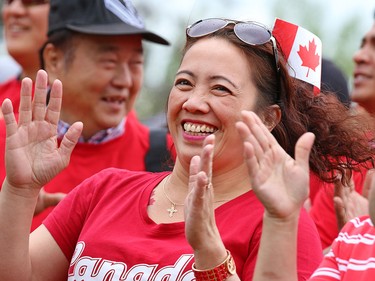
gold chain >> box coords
[162,175,229,218]
[162,175,184,218]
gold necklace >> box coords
[162,175,230,218]
[162,176,184,218]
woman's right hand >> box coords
[1,70,82,197]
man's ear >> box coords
[262,104,281,131]
[42,43,64,81]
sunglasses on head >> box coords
[5,0,49,7]
[186,18,281,102]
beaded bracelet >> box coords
[192,250,236,281]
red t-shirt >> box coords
[44,168,323,281]
[0,77,22,118]
[0,111,173,231]
[310,216,375,280]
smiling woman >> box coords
[0,9,374,281]
[0,0,49,112]
[0,14,375,281]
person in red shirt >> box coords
[0,0,172,231]
[0,15,336,280]
[1,14,375,281]
[0,0,49,117]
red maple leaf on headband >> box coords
[297,39,320,77]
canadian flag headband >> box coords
[272,18,322,94]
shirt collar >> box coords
[57,118,126,144]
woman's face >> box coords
[2,0,49,67]
[167,37,260,171]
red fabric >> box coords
[31,111,152,230]
[272,18,299,59]
[309,216,375,281]
[167,133,176,161]
[309,172,324,204]
[309,169,366,249]
[0,111,162,230]
[0,78,22,117]
[44,168,322,281]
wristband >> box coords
[192,250,236,281]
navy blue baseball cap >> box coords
[48,0,169,45]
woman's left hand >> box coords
[236,111,315,220]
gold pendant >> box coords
[167,203,178,217]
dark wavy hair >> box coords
[182,20,375,184]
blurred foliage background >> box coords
[1,0,373,123]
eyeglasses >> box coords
[187,18,281,102]
[5,0,49,7]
